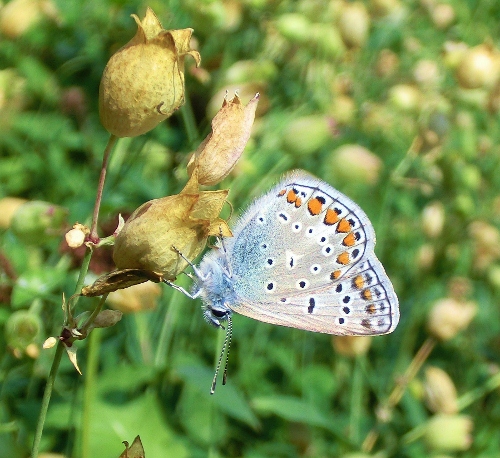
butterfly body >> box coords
[193,170,399,336]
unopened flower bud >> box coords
[423,414,473,452]
[422,201,445,238]
[5,310,42,351]
[427,297,477,341]
[332,335,372,357]
[43,336,58,349]
[65,223,89,248]
[107,282,161,313]
[99,7,201,137]
[10,200,68,245]
[0,197,27,229]
[424,366,458,414]
[329,144,382,185]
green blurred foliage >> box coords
[1,0,500,457]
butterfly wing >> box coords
[224,170,399,336]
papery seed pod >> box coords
[388,84,422,111]
[0,197,27,229]
[430,3,456,29]
[0,0,58,38]
[338,2,370,48]
[188,93,259,186]
[423,414,473,452]
[113,189,230,279]
[456,44,500,89]
[422,201,445,238]
[5,310,42,351]
[328,144,382,185]
[282,115,335,156]
[424,366,458,414]
[99,7,201,137]
[107,282,162,313]
[427,297,477,341]
[10,200,68,245]
[332,335,372,357]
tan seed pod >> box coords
[99,7,201,137]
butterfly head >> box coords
[203,302,232,328]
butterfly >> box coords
[166,170,399,392]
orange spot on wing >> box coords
[307,197,323,215]
[337,218,352,233]
[278,189,286,196]
[330,270,341,280]
[362,289,372,300]
[336,252,350,265]
[295,197,302,208]
[287,189,298,203]
[353,275,364,289]
[324,208,339,225]
[366,304,376,314]
[343,232,356,246]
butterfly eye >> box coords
[211,308,228,318]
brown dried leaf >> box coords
[188,92,259,185]
[81,269,162,297]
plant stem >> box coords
[179,92,199,147]
[361,337,436,453]
[89,134,117,243]
[30,341,64,458]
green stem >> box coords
[349,356,364,444]
[30,341,64,458]
[90,134,117,243]
[457,370,500,410]
[81,327,101,458]
[179,92,199,147]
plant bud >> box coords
[0,197,27,229]
[275,13,311,44]
[5,310,42,351]
[0,68,27,112]
[328,144,382,185]
[388,84,422,111]
[429,3,455,29]
[424,366,458,414]
[107,282,161,313]
[413,59,441,87]
[10,200,68,245]
[282,115,335,156]
[338,2,370,48]
[113,189,230,279]
[43,336,57,349]
[65,223,89,248]
[0,0,44,38]
[416,243,435,270]
[423,414,473,452]
[456,44,500,89]
[99,7,201,137]
[332,335,372,357]
[427,298,477,341]
[91,309,123,328]
[375,49,399,77]
[422,201,445,238]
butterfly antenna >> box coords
[210,315,232,395]
[222,315,232,385]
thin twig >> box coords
[89,134,117,243]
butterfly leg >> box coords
[163,279,201,300]
[171,245,207,281]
